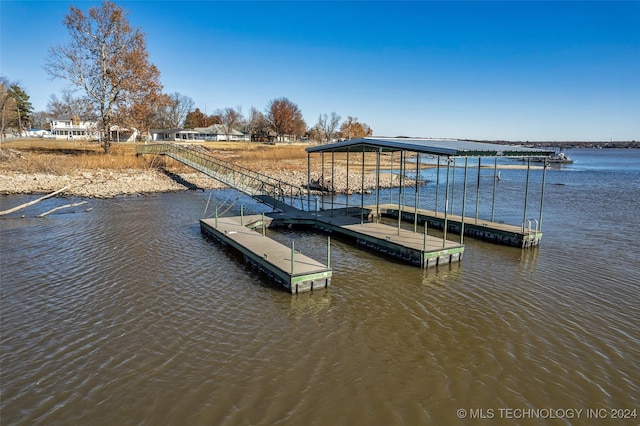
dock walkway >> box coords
[271,209,464,268]
[373,204,542,248]
[200,215,332,293]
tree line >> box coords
[1,1,372,153]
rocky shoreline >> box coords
[0,167,416,199]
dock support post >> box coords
[321,152,325,211]
[491,157,498,222]
[346,148,350,211]
[539,160,548,231]
[240,205,244,226]
[331,151,335,216]
[423,225,427,252]
[522,158,531,232]
[262,212,265,236]
[361,145,365,225]
[414,153,420,232]
[435,156,440,213]
[421,225,427,268]
[376,148,381,222]
[389,152,394,204]
[307,153,311,212]
[461,157,468,244]
[398,150,403,235]
[327,236,331,269]
[444,158,451,247]
[451,158,456,214]
[291,241,295,274]
[475,157,481,224]
[215,206,218,229]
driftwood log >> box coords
[0,184,73,216]
[37,201,88,218]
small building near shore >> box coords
[150,128,199,141]
[150,125,249,142]
[25,128,50,138]
[109,125,139,142]
[49,115,97,140]
[194,124,250,141]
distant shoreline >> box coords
[0,140,629,200]
[460,140,639,149]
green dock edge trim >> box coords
[291,271,333,284]
[423,246,465,259]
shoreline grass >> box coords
[0,139,312,174]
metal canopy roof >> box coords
[306,137,554,157]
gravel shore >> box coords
[0,167,416,199]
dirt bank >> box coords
[0,167,417,198]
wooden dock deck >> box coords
[372,204,543,248]
[264,209,465,268]
[200,216,331,293]
[200,207,464,293]
[331,220,463,267]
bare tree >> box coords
[219,107,242,141]
[316,112,342,143]
[45,0,164,153]
[244,106,259,140]
[47,89,96,120]
[246,107,272,142]
[164,92,194,128]
[266,97,305,142]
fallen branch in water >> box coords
[0,184,73,216]
[37,201,88,218]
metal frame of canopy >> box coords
[305,138,554,245]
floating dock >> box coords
[200,206,464,292]
[267,209,464,268]
[140,138,553,292]
[200,215,331,294]
[374,204,542,248]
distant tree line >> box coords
[1,0,373,151]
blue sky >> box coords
[1,1,639,141]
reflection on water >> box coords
[1,149,639,425]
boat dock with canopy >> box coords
[305,138,554,248]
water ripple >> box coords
[2,164,640,425]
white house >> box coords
[26,128,51,138]
[50,115,97,140]
[149,128,200,141]
[194,124,250,141]
[109,125,139,142]
[149,125,249,142]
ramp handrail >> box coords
[137,143,306,210]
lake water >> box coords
[1,148,639,425]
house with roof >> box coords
[50,115,97,140]
[149,125,250,142]
[26,128,51,138]
[194,124,250,141]
[109,125,139,142]
[149,128,200,141]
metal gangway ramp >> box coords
[137,143,306,211]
